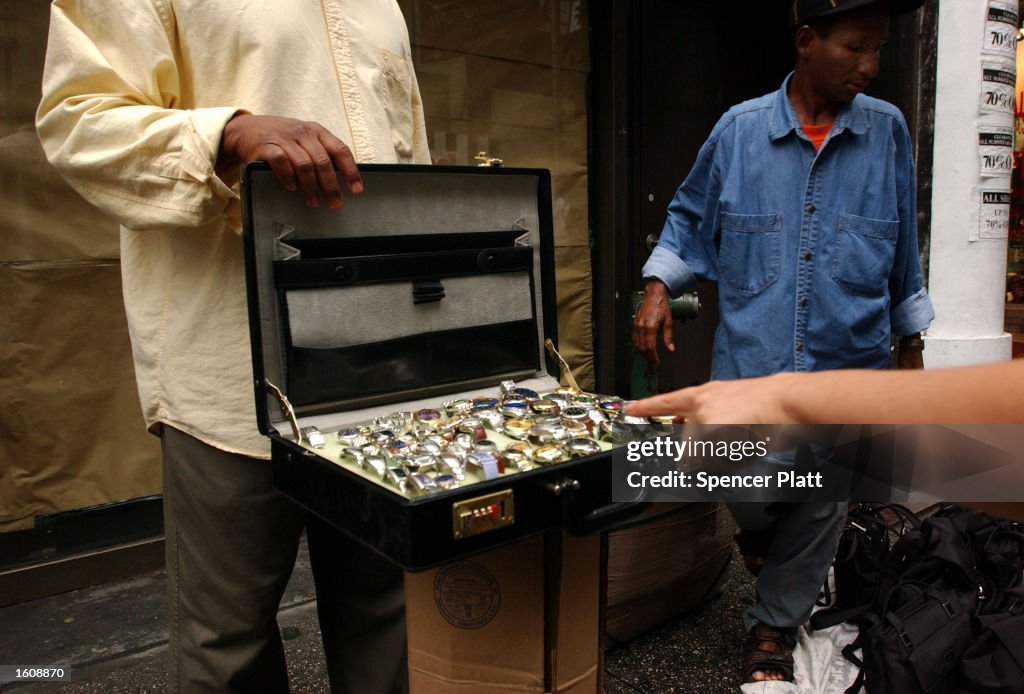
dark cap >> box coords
[791,0,927,27]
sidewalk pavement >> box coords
[0,539,755,694]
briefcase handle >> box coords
[551,478,649,535]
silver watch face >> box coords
[528,423,569,446]
[475,409,503,431]
[443,398,473,417]
[300,426,326,448]
[473,439,498,455]
[408,472,438,494]
[567,438,601,458]
[362,455,388,479]
[500,401,529,418]
[561,406,589,421]
[619,414,649,426]
[433,473,459,490]
[466,452,500,480]
[418,440,442,456]
[509,387,539,402]
[406,454,439,474]
[439,455,466,480]
[572,394,598,407]
[340,447,365,465]
[337,428,367,447]
[532,444,569,465]
[372,429,397,442]
[385,466,409,492]
[458,417,485,433]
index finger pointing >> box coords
[626,389,693,418]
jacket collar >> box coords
[768,72,870,142]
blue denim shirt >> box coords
[643,74,935,380]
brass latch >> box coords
[544,338,582,393]
[452,490,515,539]
[474,151,503,167]
[265,381,303,444]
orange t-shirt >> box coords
[802,123,832,150]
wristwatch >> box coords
[900,335,925,351]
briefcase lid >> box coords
[241,162,560,438]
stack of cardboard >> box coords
[604,503,735,647]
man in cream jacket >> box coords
[37,1,430,691]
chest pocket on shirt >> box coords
[378,48,415,162]
[831,213,898,296]
[719,212,781,295]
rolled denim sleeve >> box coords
[642,246,697,297]
[642,125,726,298]
[891,287,935,336]
[888,117,935,337]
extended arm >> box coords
[625,360,1024,424]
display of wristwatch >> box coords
[296,378,671,499]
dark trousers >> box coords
[162,426,408,693]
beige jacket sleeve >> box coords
[36,0,239,232]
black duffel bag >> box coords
[859,582,977,693]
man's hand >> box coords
[219,114,362,209]
[632,279,675,366]
[897,333,924,370]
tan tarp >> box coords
[0,261,161,532]
[0,116,160,533]
[410,0,595,385]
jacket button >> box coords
[804,251,813,261]
[806,204,816,214]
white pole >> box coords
[925,0,1015,366]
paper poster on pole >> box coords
[976,189,1012,240]
[978,124,1014,177]
[983,0,1018,59]
[980,59,1016,115]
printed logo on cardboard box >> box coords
[433,561,501,629]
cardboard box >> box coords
[604,503,735,647]
[406,531,601,693]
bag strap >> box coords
[841,635,866,694]
[873,526,926,607]
[810,602,871,630]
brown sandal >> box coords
[744,623,796,683]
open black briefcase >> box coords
[241,162,648,570]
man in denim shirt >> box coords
[633,0,933,683]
